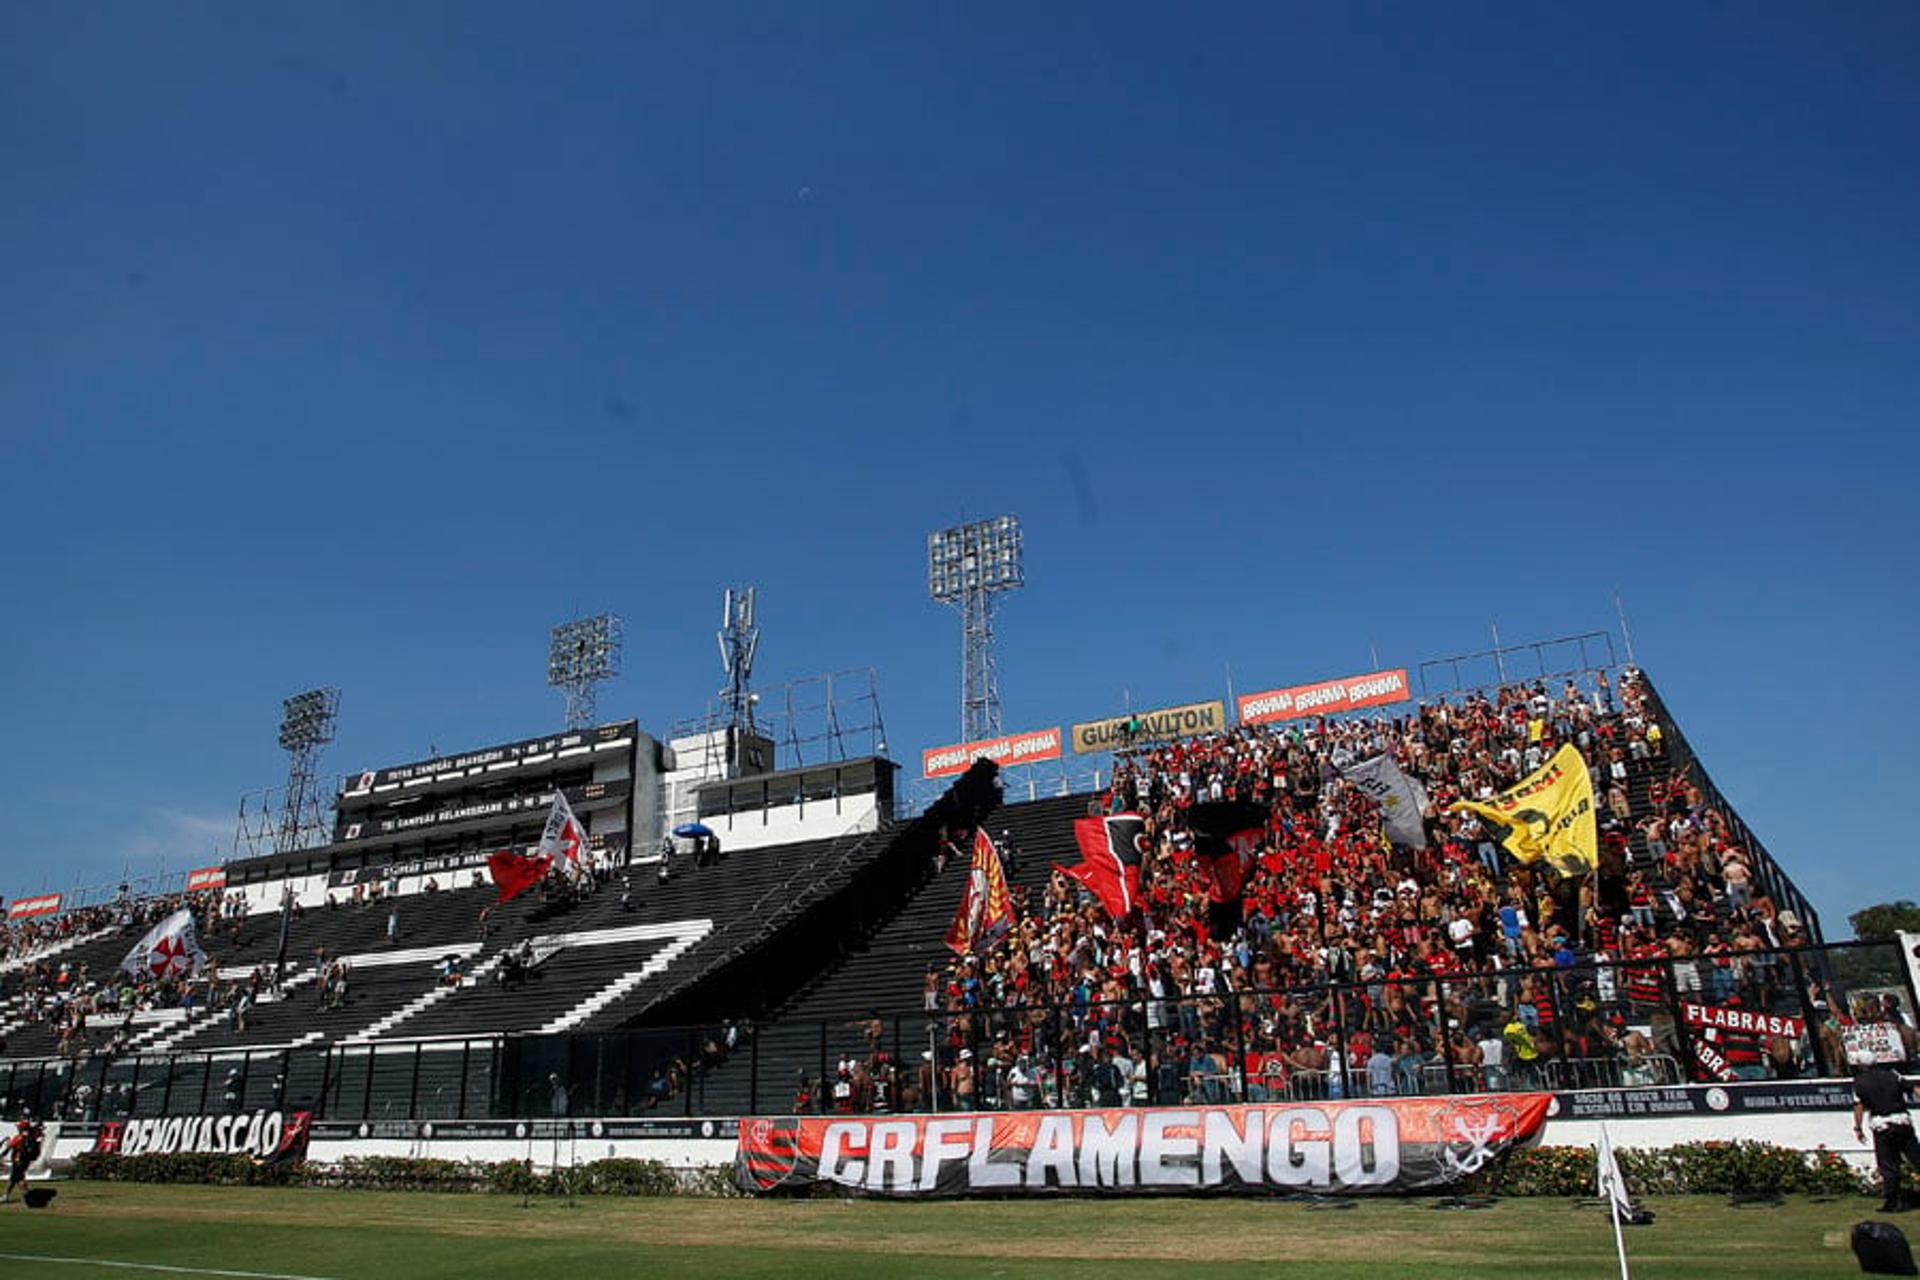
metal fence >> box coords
[4,941,1911,1124]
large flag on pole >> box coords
[1449,742,1597,876]
[945,829,1015,955]
[1596,1123,1634,1279]
[120,908,207,980]
[1060,813,1148,920]
[537,787,587,873]
[1339,754,1430,848]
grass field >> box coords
[0,1184,1892,1278]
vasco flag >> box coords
[945,829,1015,955]
[735,1094,1555,1198]
[487,849,553,904]
[120,908,207,980]
[1062,813,1149,919]
[1449,743,1597,876]
[537,788,586,871]
[1339,754,1430,848]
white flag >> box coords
[120,908,207,980]
[537,788,586,870]
[1597,1123,1633,1218]
[1597,1123,1635,1279]
[1339,754,1430,848]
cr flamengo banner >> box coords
[1239,669,1411,726]
[736,1095,1551,1197]
[7,893,62,920]
[923,728,1063,779]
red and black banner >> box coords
[735,1095,1552,1197]
[1061,813,1148,919]
[1186,800,1268,938]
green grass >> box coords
[0,1183,1889,1278]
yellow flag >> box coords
[1450,743,1597,876]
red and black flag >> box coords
[1061,813,1149,919]
[487,849,553,904]
[1187,800,1269,938]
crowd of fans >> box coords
[824,668,1889,1114]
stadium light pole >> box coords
[928,515,1023,743]
[273,687,338,987]
[549,614,623,730]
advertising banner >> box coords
[1238,669,1411,726]
[923,728,1064,779]
[7,893,62,920]
[186,866,228,892]
[1071,701,1227,755]
[736,1095,1552,1197]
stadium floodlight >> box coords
[928,515,1023,742]
[278,688,339,752]
[273,687,339,857]
[549,613,623,730]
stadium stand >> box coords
[4,664,1904,1128]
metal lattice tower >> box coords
[549,614,622,730]
[928,515,1023,742]
[274,688,339,855]
[718,586,761,738]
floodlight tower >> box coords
[274,688,339,855]
[549,613,622,730]
[718,586,761,738]
[928,515,1023,742]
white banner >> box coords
[1339,754,1430,848]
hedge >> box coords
[71,1142,1891,1200]
[70,1152,740,1197]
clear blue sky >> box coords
[2,4,1915,932]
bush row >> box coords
[1478,1142,1874,1198]
[73,1142,1883,1199]
[70,1152,741,1198]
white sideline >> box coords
[0,1253,339,1280]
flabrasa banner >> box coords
[186,866,227,892]
[1681,1001,1806,1040]
[923,728,1064,779]
[1239,669,1412,726]
[7,893,62,920]
[94,1110,313,1164]
[1072,701,1227,755]
[735,1095,1551,1197]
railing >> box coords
[4,940,1910,1124]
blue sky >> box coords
[1,4,1914,932]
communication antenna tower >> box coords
[718,586,761,738]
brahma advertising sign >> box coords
[1238,669,1411,726]
[6,893,62,920]
[736,1095,1550,1197]
[922,728,1064,779]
